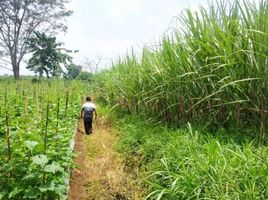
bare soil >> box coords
[68,117,143,200]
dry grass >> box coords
[68,117,143,200]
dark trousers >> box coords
[84,119,92,134]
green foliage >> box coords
[95,0,268,140]
[0,79,87,199]
[76,71,93,82]
[0,0,72,80]
[65,64,82,80]
[27,32,71,78]
[31,77,41,84]
[116,114,268,199]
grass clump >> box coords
[115,114,268,199]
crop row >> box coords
[0,79,86,200]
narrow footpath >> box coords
[68,115,142,200]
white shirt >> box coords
[82,102,96,110]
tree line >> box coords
[0,0,89,80]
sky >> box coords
[0,0,208,75]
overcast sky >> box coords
[0,0,208,75]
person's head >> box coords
[86,96,91,102]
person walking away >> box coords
[80,96,97,135]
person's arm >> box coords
[80,108,84,119]
[93,104,97,119]
[94,109,97,119]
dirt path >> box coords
[68,116,142,200]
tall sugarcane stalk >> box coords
[95,0,268,140]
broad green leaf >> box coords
[22,173,36,180]
[23,187,39,199]
[8,187,22,198]
[54,184,66,195]
[44,161,63,174]
[24,140,39,151]
[39,181,55,192]
[0,193,5,200]
[32,154,48,167]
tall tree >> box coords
[0,0,72,80]
[27,32,71,78]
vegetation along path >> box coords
[68,108,142,200]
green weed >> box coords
[116,114,268,199]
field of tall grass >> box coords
[95,0,268,140]
[94,0,268,199]
[115,113,268,199]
